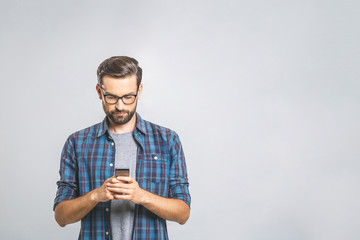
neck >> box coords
[107,114,137,134]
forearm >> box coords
[140,190,190,225]
[54,190,98,227]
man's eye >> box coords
[107,95,117,100]
[123,96,133,100]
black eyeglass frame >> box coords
[98,84,138,105]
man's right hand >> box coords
[91,177,118,202]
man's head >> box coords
[96,56,143,126]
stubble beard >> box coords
[104,102,137,126]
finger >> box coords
[113,194,132,200]
[108,183,132,189]
[116,176,134,183]
[109,187,132,195]
[105,176,116,182]
[108,186,133,194]
[107,186,125,194]
[107,182,124,188]
[109,177,121,183]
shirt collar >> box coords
[96,112,146,137]
[135,113,147,135]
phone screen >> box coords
[115,168,130,177]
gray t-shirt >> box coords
[109,131,137,240]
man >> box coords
[54,56,191,240]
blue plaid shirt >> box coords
[54,113,191,240]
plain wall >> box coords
[0,0,359,239]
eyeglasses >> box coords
[99,85,138,105]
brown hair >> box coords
[97,56,142,88]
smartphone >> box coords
[115,168,130,177]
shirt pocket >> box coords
[143,153,169,183]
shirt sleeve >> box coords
[168,131,191,208]
[53,135,79,211]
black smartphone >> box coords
[115,168,130,177]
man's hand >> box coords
[107,176,146,204]
[91,177,118,202]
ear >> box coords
[136,84,143,99]
[96,84,102,100]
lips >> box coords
[113,111,128,117]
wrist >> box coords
[140,189,151,205]
[89,188,99,203]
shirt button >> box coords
[154,156,158,160]
[111,142,114,146]
[110,163,113,167]
[105,208,109,212]
[106,232,109,235]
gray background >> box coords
[0,0,359,239]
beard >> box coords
[104,102,137,126]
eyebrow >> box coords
[103,90,137,96]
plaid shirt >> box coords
[54,113,191,240]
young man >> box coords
[54,56,191,240]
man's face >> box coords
[96,74,142,126]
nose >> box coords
[115,98,126,110]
